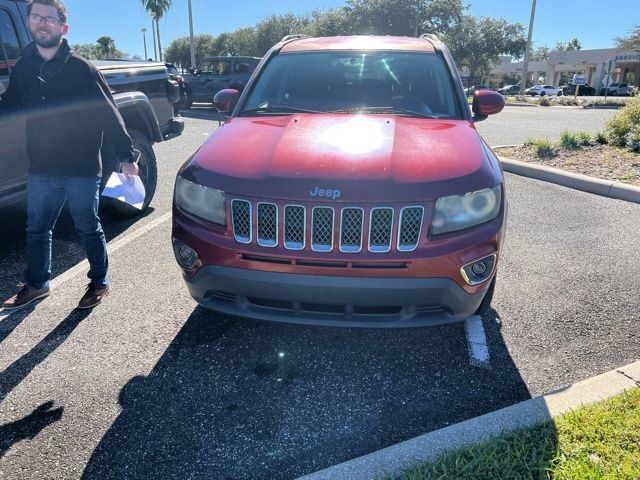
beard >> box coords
[29,26,63,49]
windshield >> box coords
[241,51,463,119]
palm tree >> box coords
[140,0,172,61]
[96,36,116,59]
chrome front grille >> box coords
[231,200,425,253]
[311,207,334,252]
[284,205,305,250]
[257,202,277,247]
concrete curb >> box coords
[499,156,640,205]
[298,360,640,480]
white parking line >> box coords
[465,315,490,368]
[0,212,171,320]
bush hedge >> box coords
[605,95,640,148]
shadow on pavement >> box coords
[82,306,558,479]
[0,202,155,299]
[0,401,63,458]
[0,308,91,404]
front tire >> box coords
[101,129,158,217]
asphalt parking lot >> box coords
[1,106,638,479]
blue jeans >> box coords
[26,174,109,289]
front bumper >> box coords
[183,264,490,328]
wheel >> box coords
[557,91,562,96]
[540,91,545,96]
[476,277,496,316]
[100,129,158,217]
[610,91,616,96]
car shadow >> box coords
[82,306,558,479]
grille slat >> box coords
[398,206,424,252]
[340,208,364,253]
[231,200,252,244]
[284,205,305,250]
[232,200,424,254]
[257,202,278,247]
[312,207,335,252]
[369,208,393,253]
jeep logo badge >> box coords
[309,186,341,200]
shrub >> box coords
[576,131,592,146]
[515,95,528,103]
[525,138,556,158]
[627,124,640,152]
[605,94,640,147]
[539,97,550,106]
[560,131,580,150]
[595,131,608,144]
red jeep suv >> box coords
[172,34,506,327]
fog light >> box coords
[173,239,198,269]
[461,254,496,286]
[472,262,488,275]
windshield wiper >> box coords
[329,106,437,119]
[239,105,322,115]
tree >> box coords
[252,13,312,56]
[165,34,216,67]
[530,44,550,61]
[615,25,640,52]
[96,36,116,58]
[140,0,172,61]
[444,16,527,83]
[308,8,355,37]
[71,43,99,60]
[554,37,581,52]
[345,0,464,37]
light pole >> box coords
[141,28,148,60]
[188,0,196,70]
[151,16,158,61]
[520,0,537,94]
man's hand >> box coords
[121,161,139,178]
[121,149,141,178]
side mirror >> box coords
[472,90,505,122]
[213,89,240,114]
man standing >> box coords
[1,0,138,310]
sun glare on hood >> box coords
[315,115,388,156]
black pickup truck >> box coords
[0,0,184,216]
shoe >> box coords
[77,283,110,309]
[2,284,50,310]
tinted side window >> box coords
[0,8,21,77]
[234,61,251,74]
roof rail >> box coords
[420,33,440,42]
[281,34,312,42]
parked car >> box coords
[465,85,493,96]
[561,83,596,96]
[0,0,184,216]
[525,85,561,96]
[181,56,260,108]
[599,83,633,96]
[497,84,520,95]
[172,34,506,327]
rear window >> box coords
[241,51,462,119]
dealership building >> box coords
[487,48,640,89]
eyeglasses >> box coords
[28,13,63,27]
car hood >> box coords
[182,114,502,202]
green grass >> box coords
[524,138,556,158]
[560,131,580,150]
[393,387,640,480]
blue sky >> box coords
[61,0,639,59]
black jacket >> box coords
[0,39,133,177]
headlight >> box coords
[174,176,226,225]
[430,185,501,235]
